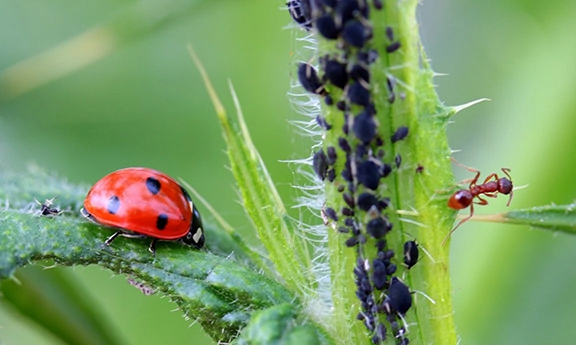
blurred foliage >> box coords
[0,0,575,345]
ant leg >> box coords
[450,158,481,187]
[475,196,489,205]
[506,189,514,206]
[442,203,474,246]
[482,173,498,184]
[480,192,497,199]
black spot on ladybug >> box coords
[316,14,340,39]
[107,196,120,215]
[146,177,161,194]
[156,213,168,230]
[391,126,409,143]
[298,63,326,96]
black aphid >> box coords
[380,163,392,178]
[347,82,370,107]
[316,14,340,39]
[287,0,312,30]
[324,207,338,221]
[324,59,349,89]
[356,161,380,190]
[403,241,419,269]
[357,192,378,211]
[395,154,402,168]
[383,277,412,315]
[338,137,351,152]
[342,20,368,48]
[391,126,409,143]
[316,115,332,130]
[298,63,326,96]
[366,217,391,239]
[353,110,376,144]
[386,41,401,53]
[312,149,328,180]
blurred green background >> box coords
[1,0,575,344]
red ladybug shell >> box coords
[83,168,203,246]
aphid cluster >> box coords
[290,0,417,343]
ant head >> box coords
[498,178,513,195]
[447,190,473,210]
[498,168,514,206]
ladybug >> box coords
[81,167,204,254]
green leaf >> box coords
[233,303,328,345]
[189,48,319,299]
[502,204,576,233]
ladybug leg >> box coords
[148,239,158,255]
[104,231,121,247]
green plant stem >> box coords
[319,2,458,344]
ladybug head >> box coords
[182,204,204,248]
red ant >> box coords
[443,162,514,244]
